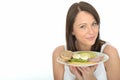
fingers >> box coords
[70,65,98,80]
[70,66,83,80]
[89,64,98,72]
[77,65,98,80]
[77,64,98,73]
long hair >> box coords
[66,1,105,52]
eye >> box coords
[80,25,86,29]
[92,22,98,27]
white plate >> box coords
[57,51,109,67]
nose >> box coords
[88,27,94,34]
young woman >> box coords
[52,1,120,80]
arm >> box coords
[103,45,120,80]
[52,45,65,80]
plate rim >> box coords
[57,51,109,67]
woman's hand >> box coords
[77,65,97,80]
[70,66,84,80]
[70,65,98,80]
[69,56,103,80]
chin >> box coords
[87,41,96,46]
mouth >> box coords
[86,36,95,41]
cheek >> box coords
[94,28,99,34]
[74,32,85,40]
[96,29,99,35]
[95,29,99,38]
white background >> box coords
[0,0,120,80]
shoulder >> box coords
[103,44,120,79]
[103,44,119,57]
[52,45,65,58]
[103,44,120,61]
[52,45,65,79]
[52,45,66,63]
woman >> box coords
[52,1,120,80]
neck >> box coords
[76,41,91,51]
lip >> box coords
[86,36,95,41]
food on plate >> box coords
[57,51,107,66]
[88,55,104,62]
[60,50,73,61]
[69,51,97,63]
[59,51,98,62]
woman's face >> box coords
[72,11,99,46]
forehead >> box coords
[74,11,95,24]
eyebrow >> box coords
[74,23,86,26]
[74,21,97,26]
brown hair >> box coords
[66,1,105,51]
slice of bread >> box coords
[60,50,73,62]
